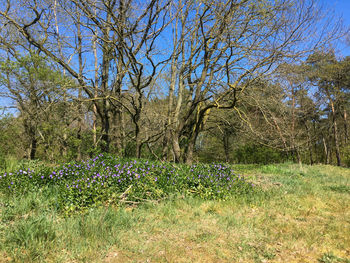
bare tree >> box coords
[161,0,341,164]
[0,0,345,163]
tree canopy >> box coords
[0,0,349,166]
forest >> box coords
[0,0,349,166]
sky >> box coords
[321,0,350,56]
[1,0,350,115]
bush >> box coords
[233,144,287,164]
[341,145,350,167]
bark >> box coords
[100,12,112,152]
[326,87,341,166]
[112,0,127,155]
[344,109,348,144]
[184,107,211,164]
[76,11,83,160]
[101,108,110,152]
[163,6,179,161]
[223,130,230,163]
[322,136,329,164]
[92,1,98,148]
[30,136,37,160]
[135,114,142,158]
[172,132,182,163]
[185,138,195,165]
[162,124,170,161]
[304,123,313,165]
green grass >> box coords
[0,157,48,175]
[0,161,349,262]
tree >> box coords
[0,0,346,164]
[0,52,72,159]
[306,51,350,166]
[163,0,342,164]
[0,0,170,154]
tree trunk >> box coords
[328,94,341,166]
[101,110,110,152]
[92,6,98,149]
[322,136,329,164]
[113,107,123,155]
[30,137,37,160]
[136,141,142,159]
[120,109,126,156]
[100,12,112,153]
[162,12,178,161]
[135,121,141,158]
[185,137,195,165]
[292,147,301,164]
[75,6,84,161]
[172,133,182,163]
[162,124,170,161]
[304,123,313,165]
[223,130,231,163]
[344,109,348,144]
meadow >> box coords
[0,155,349,262]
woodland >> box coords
[0,1,350,261]
[0,0,349,167]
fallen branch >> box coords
[118,200,140,205]
[119,185,133,200]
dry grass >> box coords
[1,164,349,262]
[98,164,350,263]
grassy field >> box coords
[0,161,349,262]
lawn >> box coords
[0,157,349,262]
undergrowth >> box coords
[0,154,256,215]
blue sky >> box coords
[322,0,350,56]
[1,0,350,115]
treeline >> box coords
[199,52,350,166]
[0,0,349,166]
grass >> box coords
[0,161,349,262]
